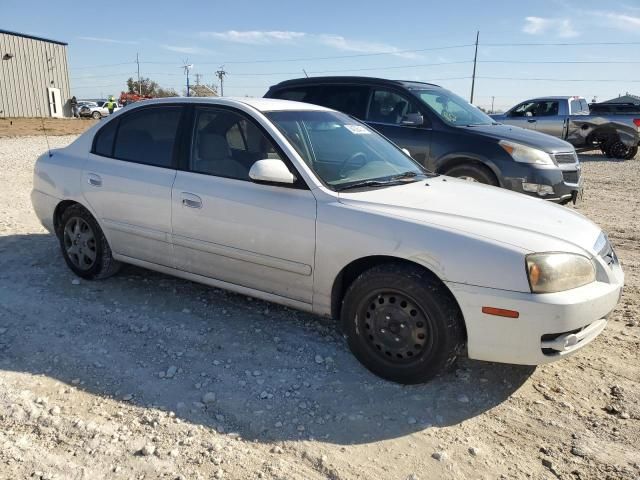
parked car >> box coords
[31,97,624,384]
[491,96,640,159]
[265,77,582,204]
[79,99,122,119]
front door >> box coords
[47,87,62,118]
[171,106,317,303]
[365,88,431,166]
[82,105,184,267]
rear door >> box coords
[170,105,317,303]
[82,105,183,267]
[364,87,431,165]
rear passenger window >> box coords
[93,119,118,157]
[273,87,319,103]
[113,107,182,167]
[316,86,369,118]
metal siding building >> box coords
[0,29,71,117]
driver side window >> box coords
[191,108,283,181]
[510,101,537,117]
[367,89,420,125]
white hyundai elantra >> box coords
[31,97,624,383]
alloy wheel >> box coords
[63,217,97,270]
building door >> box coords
[47,87,63,118]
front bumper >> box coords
[446,261,623,365]
[503,165,583,204]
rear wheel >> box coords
[57,205,121,280]
[341,263,465,384]
[443,163,498,185]
[605,140,638,160]
[92,111,101,120]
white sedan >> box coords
[31,97,624,384]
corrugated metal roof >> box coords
[0,29,67,46]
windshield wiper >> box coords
[337,172,426,191]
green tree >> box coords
[126,77,178,97]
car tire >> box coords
[443,163,498,185]
[605,140,638,160]
[340,263,465,384]
[92,111,101,120]
[57,204,121,280]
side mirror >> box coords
[249,159,295,184]
[401,112,424,126]
[525,111,533,117]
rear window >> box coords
[93,119,118,156]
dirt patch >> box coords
[0,118,97,138]
[0,136,638,479]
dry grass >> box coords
[0,117,97,138]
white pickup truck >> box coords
[491,96,640,159]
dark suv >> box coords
[265,77,583,203]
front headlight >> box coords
[526,253,596,293]
[499,140,555,166]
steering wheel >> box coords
[338,152,367,178]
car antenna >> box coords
[26,58,52,157]
[302,69,309,78]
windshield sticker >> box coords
[344,124,371,135]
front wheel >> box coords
[91,111,101,120]
[57,205,121,280]
[443,163,498,185]
[341,263,465,384]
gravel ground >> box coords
[0,136,638,480]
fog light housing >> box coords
[522,182,554,196]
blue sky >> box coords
[3,0,640,110]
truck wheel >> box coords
[57,204,122,280]
[341,263,465,384]
[444,163,498,186]
[606,140,637,160]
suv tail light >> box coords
[633,119,640,127]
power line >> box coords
[478,76,640,83]
[481,41,640,47]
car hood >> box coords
[460,123,574,153]
[338,177,602,256]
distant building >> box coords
[602,93,640,104]
[0,29,71,117]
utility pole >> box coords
[181,61,193,97]
[216,66,227,96]
[194,73,202,86]
[470,30,479,104]
[136,52,141,95]
[491,96,495,113]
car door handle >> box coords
[87,173,102,187]
[181,193,202,209]
[527,119,537,123]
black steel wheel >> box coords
[341,263,465,384]
[607,140,638,160]
[57,204,121,280]
[358,291,433,363]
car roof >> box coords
[527,96,586,101]
[124,96,332,113]
[268,76,442,90]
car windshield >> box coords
[266,110,429,190]
[412,88,495,126]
